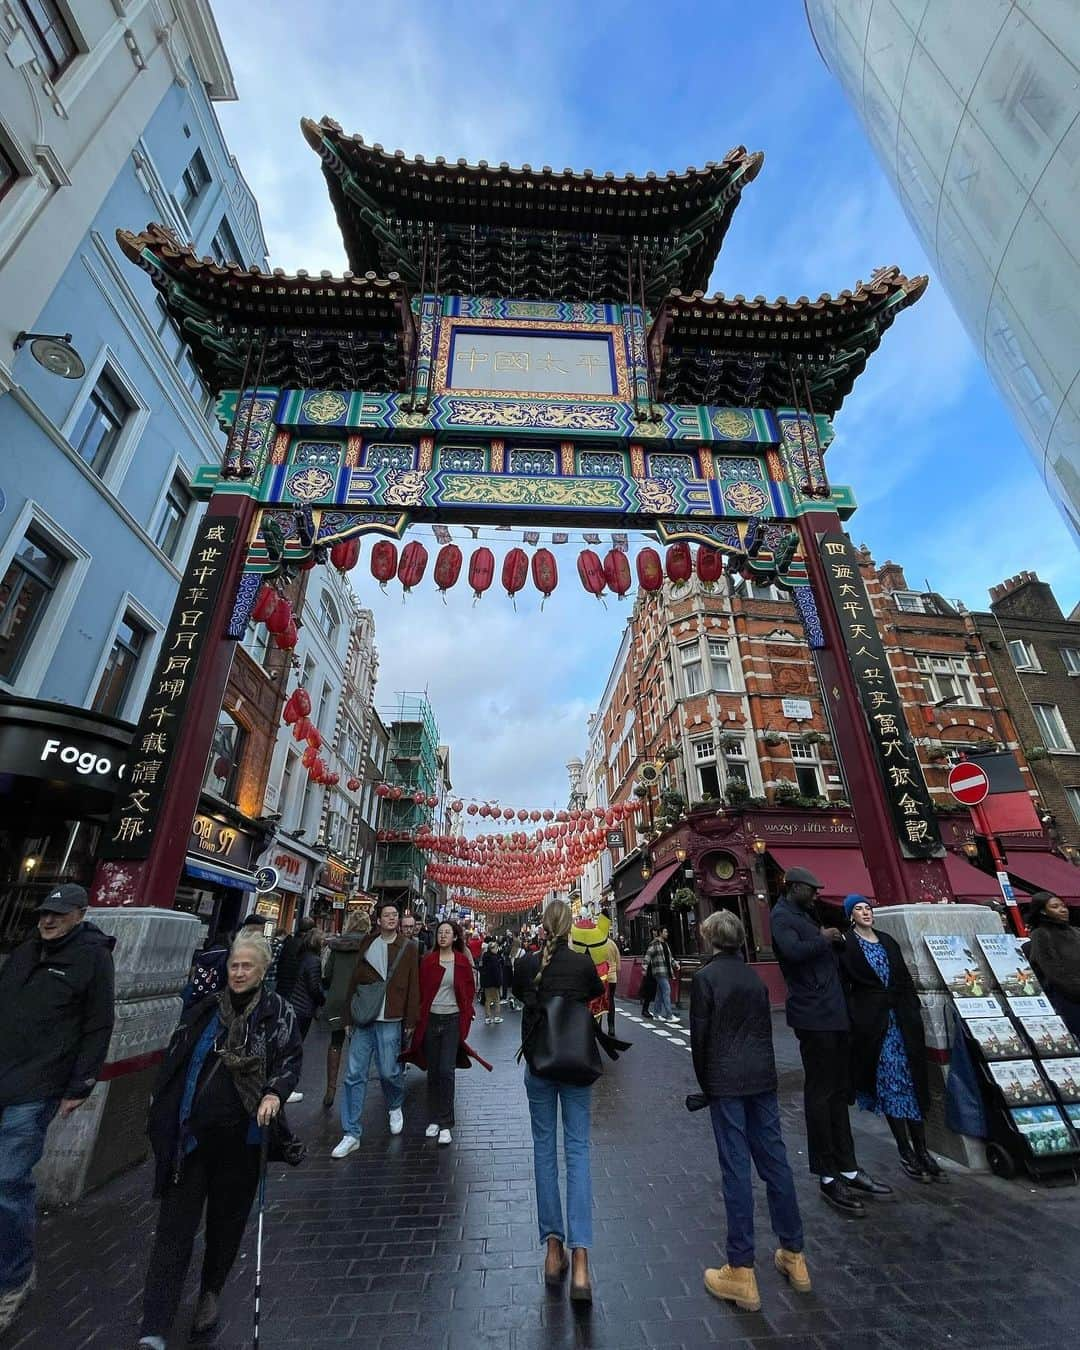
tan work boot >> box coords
[703,1264,760,1311]
[774,1247,812,1292]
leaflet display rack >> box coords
[923,934,1080,1182]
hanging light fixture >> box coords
[13,331,86,379]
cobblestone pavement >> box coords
[13,1003,1080,1350]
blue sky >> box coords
[213,0,1077,809]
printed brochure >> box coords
[987,1059,1051,1105]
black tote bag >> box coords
[526,994,603,1087]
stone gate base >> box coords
[34,908,202,1206]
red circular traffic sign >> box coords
[947,761,989,807]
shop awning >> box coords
[624,860,680,919]
[767,847,874,903]
[942,853,1001,901]
[184,857,258,891]
[1007,852,1080,905]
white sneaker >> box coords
[494,1016,504,1024]
[137,1339,166,1350]
[425,1123,440,1138]
[389,1107,404,1135]
[438,1128,452,1145]
[0,1268,34,1336]
[287,1090,303,1103]
[484,1017,492,1025]
[669,1016,682,1024]
[331,1134,360,1158]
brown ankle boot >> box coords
[774,1247,812,1292]
[323,1044,342,1109]
[544,1237,569,1286]
[570,1249,592,1303]
[704,1264,760,1311]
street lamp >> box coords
[13,331,85,379]
[675,845,687,863]
[751,838,767,855]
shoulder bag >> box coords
[523,993,603,1087]
[350,940,410,1029]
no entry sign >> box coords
[948,761,990,807]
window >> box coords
[153,475,192,561]
[279,755,295,822]
[915,655,980,706]
[789,741,822,796]
[177,150,210,217]
[722,736,748,787]
[1031,704,1074,753]
[707,638,734,691]
[692,737,714,763]
[678,641,704,696]
[241,616,272,668]
[69,371,131,475]
[1008,639,1041,671]
[1065,787,1080,826]
[0,528,64,680]
[341,721,362,773]
[1061,647,1080,676]
[91,613,148,717]
[210,218,242,267]
[16,1,77,81]
[203,709,246,802]
[327,808,347,853]
[318,592,340,641]
[0,143,19,204]
[894,592,928,614]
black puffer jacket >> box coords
[690,952,777,1099]
[146,987,301,1195]
[287,950,326,1023]
[0,922,115,1106]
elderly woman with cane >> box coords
[136,932,301,1349]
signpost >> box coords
[949,761,1026,937]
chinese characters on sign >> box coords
[449,331,616,397]
[818,532,941,859]
[102,516,239,860]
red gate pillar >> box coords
[89,490,258,908]
[797,509,950,905]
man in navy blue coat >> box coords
[771,867,891,1216]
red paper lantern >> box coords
[302,746,318,769]
[503,808,515,821]
[413,791,425,805]
[347,777,361,791]
[636,548,664,592]
[251,583,279,624]
[375,782,390,797]
[283,690,301,725]
[265,596,292,635]
[434,544,462,594]
[326,772,340,786]
[370,539,397,585]
[398,540,428,592]
[306,727,322,750]
[291,688,311,718]
[450,800,463,813]
[469,547,495,599]
[274,620,297,651]
[330,538,361,573]
[427,795,438,808]
[212,755,231,781]
[467,803,478,815]
[603,548,631,599]
[531,548,558,600]
[577,549,606,597]
[299,555,318,572]
[292,716,312,742]
[697,545,724,584]
[665,542,692,584]
[502,547,528,600]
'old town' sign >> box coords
[818,532,941,860]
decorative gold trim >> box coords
[431,316,631,402]
[560,441,574,475]
[629,444,646,478]
[345,435,363,468]
[271,430,290,466]
[490,438,505,473]
[418,436,435,471]
[699,447,714,481]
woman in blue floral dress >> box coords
[839,896,945,1183]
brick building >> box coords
[968,572,1080,852]
[589,545,1078,974]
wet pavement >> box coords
[13,1002,1080,1349]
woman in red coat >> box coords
[401,921,491,1143]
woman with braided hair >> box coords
[513,900,605,1303]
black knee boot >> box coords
[887,1116,929,1182]
[909,1119,946,1182]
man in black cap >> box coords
[0,884,115,1332]
[771,867,891,1216]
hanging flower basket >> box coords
[763,731,784,747]
[1026,745,1049,762]
[802,730,825,746]
[671,887,697,912]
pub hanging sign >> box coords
[818,531,941,859]
[102,515,239,860]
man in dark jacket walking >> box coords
[770,867,890,1216]
[0,884,115,1332]
[692,909,808,1313]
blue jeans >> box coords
[654,975,673,1018]
[524,1069,593,1250]
[340,1021,404,1138]
[710,1091,804,1268]
[0,1099,60,1292]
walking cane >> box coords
[253,1131,270,1349]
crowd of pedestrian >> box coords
[3,874,1076,1343]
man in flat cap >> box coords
[771,867,891,1217]
[0,885,115,1333]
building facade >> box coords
[372,693,442,918]
[969,571,1080,850]
[805,0,1080,539]
[0,1,265,943]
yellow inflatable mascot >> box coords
[570,912,619,1020]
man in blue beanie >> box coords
[771,868,892,1216]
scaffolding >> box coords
[373,692,441,905]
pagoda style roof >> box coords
[648,267,928,414]
[301,118,763,303]
[116,223,413,393]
